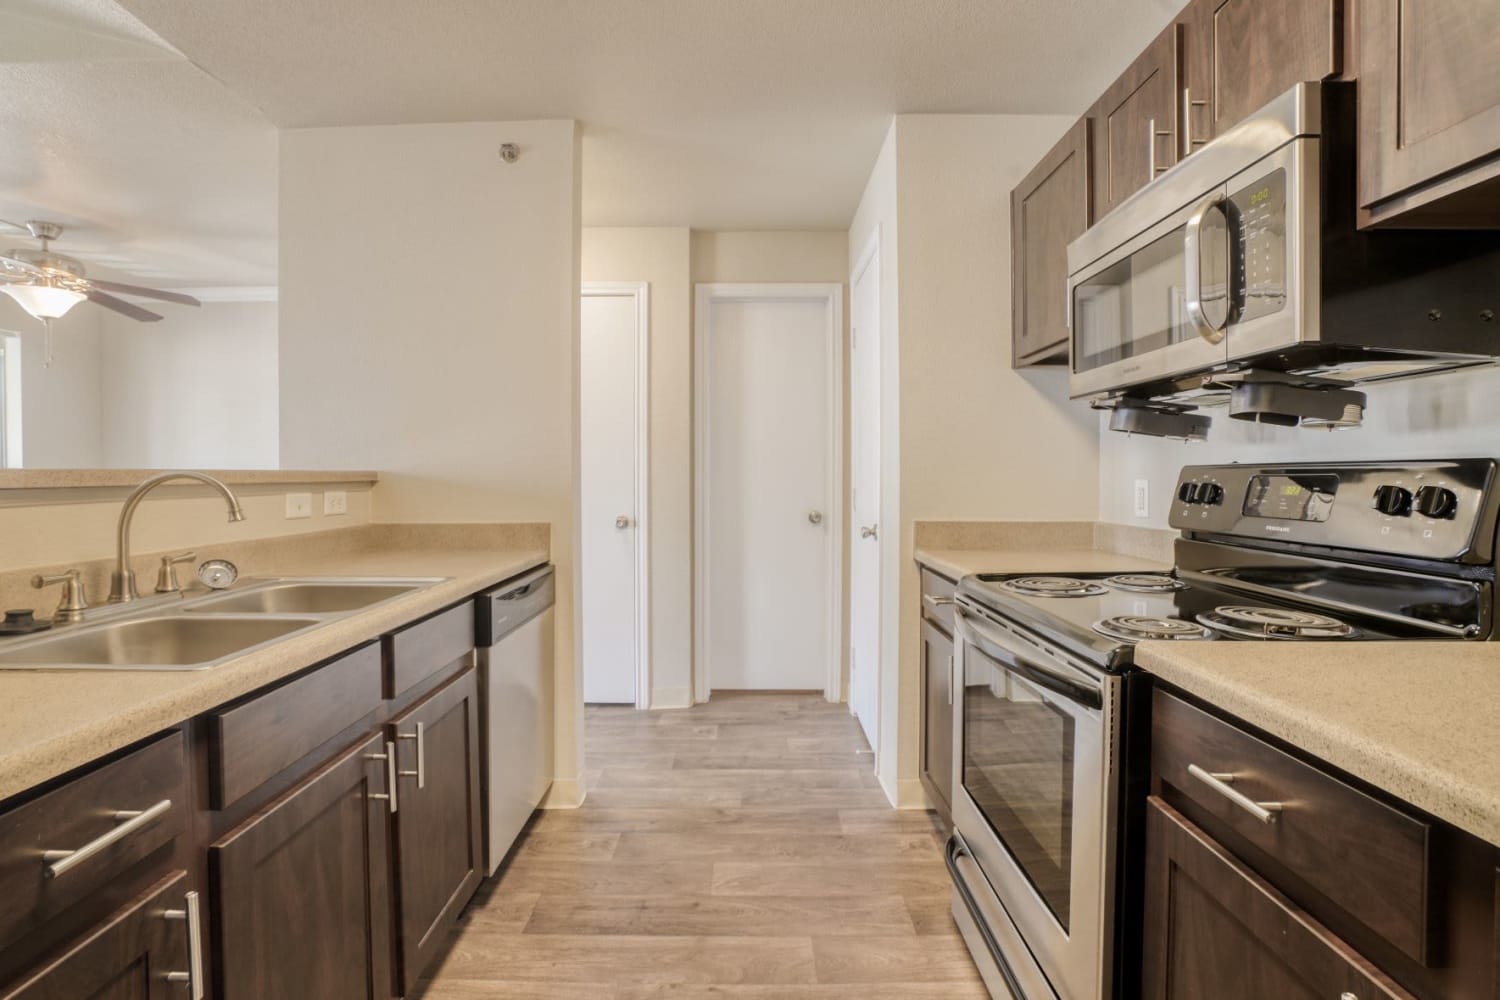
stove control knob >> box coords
[1414,485,1458,520]
[1199,483,1225,506]
[1372,484,1413,517]
[1178,482,1197,504]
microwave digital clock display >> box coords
[1244,473,1339,522]
[1229,168,1287,323]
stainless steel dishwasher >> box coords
[474,564,555,875]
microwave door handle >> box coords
[1184,195,1230,344]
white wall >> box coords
[101,301,279,468]
[582,227,694,708]
[0,295,104,468]
[279,119,585,802]
[1100,365,1500,526]
[848,113,1100,805]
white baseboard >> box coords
[539,776,586,809]
[649,686,694,710]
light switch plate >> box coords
[323,491,348,516]
[1133,479,1150,518]
[285,492,312,519]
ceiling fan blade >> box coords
[0,220,29,237]
[87,289,163,322]
[87,279,201,307]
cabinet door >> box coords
[1207,0,1341,136]
[1,872,196,1000]
[1142,797,1414,1000]
[1359,0,1500,226]
[1011,119,1090,366]
[919,620,954,820]
[389,666,483,993]
[1087,24,1178,219]
[212,734,394,1000]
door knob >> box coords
[808,510,823,525]
[861,524,878,540]
[615,515,631,529]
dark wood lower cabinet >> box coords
[1142,796,1414,1000]
[211,733,394,1000]
[389,665,483,993]
[0,871,194,1000]
[919,619,954,821]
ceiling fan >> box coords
[0,219,201,324]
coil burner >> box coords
[1197,605,1356,640]
[998,576,1109,598]
[1092,616,1216,643]
[1103,574,1187,594]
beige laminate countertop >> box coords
[915,547,1169,581]
[1136,641,1500,847]
[0,543,548,804]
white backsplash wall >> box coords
[1100,365,1500,526]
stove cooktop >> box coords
[959,570,1449,671]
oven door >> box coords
[951,603,1120,1000]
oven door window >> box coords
[962,642,1076,930]
[1072,227,1196,374]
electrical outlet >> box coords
[1133,479,1150,518]
[323,491,348,516]
[285,492,312,519]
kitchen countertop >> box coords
[1136,640,1500,848]
[0,538,548,805]
[915,547,1169,581]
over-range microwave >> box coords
[1066,81,1500,402]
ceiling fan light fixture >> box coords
[2,281,85,320]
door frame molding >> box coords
[693,282,844,704]
[581,281,652,710]
[848,226,881,753]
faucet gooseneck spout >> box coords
[109,472,246,603]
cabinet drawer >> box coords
[920,569,957,634]
[208,643,383,809]
[1153,689,1433,964]
[384,602,476,698]
[0,731,187,954]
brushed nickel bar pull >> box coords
[398,723,426,789]
[1149,118,1173,176]
[1188,764,1282,824]
[366,740,398,813]
[1183,86,1208,156]
[42,798,173,878]
[164,889,205,1000]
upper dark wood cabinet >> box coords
[1206,0,1342,135]
[1087,25,1179,220]
[919,618,954,823]
[388,666,483,994]
[1011,119,1091,367]
[0,872,195,1000]
[1359,0,1500,227]
[1141,797,1416,1000]
[212,733,395,1000]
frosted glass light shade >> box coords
[2,283,85,320]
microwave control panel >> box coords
[1228,168,1287,323]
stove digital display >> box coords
[1244,474,1339,521]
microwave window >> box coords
[1073,228,1195,374]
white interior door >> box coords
[581,287,646,705]
[701,291,835,693]
[849,247,881,751]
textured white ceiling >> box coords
[116,0,1181,230]
[0,0,277,286]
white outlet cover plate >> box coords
[285,492,313,519]
[1133,479,1150,518]
[323,491,348,516]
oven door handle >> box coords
[956,605,1104,711]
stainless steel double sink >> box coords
[0,577,445,671]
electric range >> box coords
[945,460,1500,1000]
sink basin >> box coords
[0,615,322,671]
[182,578,436,615]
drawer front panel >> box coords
[0,731,187,952]
[920,568,957,634]
[209,643,383,809]
[385,602,476,698]
[1153,689,1432,963]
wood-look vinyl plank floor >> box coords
[420,695,985,997]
